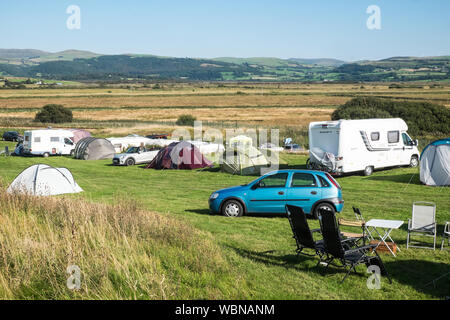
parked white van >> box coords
[23,129,75,157]
[307,118,419,176]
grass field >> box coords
[0,82,449,299]
[0,139,449,299]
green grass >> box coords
[0,142,449,299]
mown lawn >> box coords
[0,140,449,299]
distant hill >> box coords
[0,49,448,82]
[0,49,101,65]
[288,58,346,67]
[0,49,50,59]
[0,54,260,81]
[212,57,297,67]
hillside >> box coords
[0,49,449,82]
[0,49,101,66]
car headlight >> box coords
[210,192,219,200]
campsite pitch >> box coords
[0,147,448,300]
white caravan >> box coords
[307,118,420,176]
[23,129,75,157]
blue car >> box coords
[209,170,344,218]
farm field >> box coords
[0,140,449,299]
[0,83,449,133]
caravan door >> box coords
[386,130,403,165]
[400,132,415,165]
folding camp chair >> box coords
[286,204,325,258]
[407,202,437,250]
[318,207,392,284]
[337,206,370,244]
[441,222,450,251]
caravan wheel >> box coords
[409,156,419,167]
[363,166,374,176]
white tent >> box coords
[7,164,83,196]
[420,138,450,186]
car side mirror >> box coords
[414,139,418,146]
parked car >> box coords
[113,146,159,166]
[209,169,344,218]
[284,143,303,153]
[2,131,22,142]
[146,134,169,139]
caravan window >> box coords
[34,137,41,143]
[50,137,60,142]
[25,136,30,142]
[370,132,380,141]
[387,131,399,143]
[402,133,413,146]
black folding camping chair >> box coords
[318,207,392,284]
[286,204,326,259]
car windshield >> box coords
[126,147,140,153]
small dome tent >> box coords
[7,164,83,196]
[221,145,269,175]
[73,137,116,160]
[420,138,450,186]
[146,141,212,170]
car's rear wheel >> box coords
[125,158,135,166]
[222,200,244,217]
[314,202,335,219]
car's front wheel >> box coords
[222,199,244,217]
[125,158,135,166]
[314,202,335,219]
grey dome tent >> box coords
[420,138,450,186]
[73,137,115,160]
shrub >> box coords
[176,114,196,126]
[35,104,73,123]
[332,97,450,136]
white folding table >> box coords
[365,219,404,257]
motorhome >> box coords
[23,129,75,157]
[307,118,419,176]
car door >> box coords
[286,172,322,214]
[247,172,288,213]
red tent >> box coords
[146,141,212,170]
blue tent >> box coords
[420,138,450,186]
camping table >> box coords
[365,219,404,257]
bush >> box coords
[332,97,450,136]
[35,104,73,123]
[176,114,196,126]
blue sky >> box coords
[1,0,449,61]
